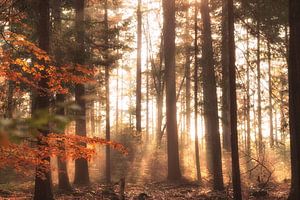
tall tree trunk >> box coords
[136,0,142,134]
[104,0,111,183]
[185,7,191,137]
[73,0,90,185]
[221,0,231,151]
[227,0,242,198]
[246,27,251,156]
[267,40,274,148]
[194,0,201,181]
[5,80,14,118]
[33,0,53,199]
[163,0,182,181]
[288,1,300,199]
[200,0,224,190]
[52,0,72,191]
[256,0,263,155]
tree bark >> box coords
[103,0,111,183]
[267,40,274,148]
[288,0,300,199]
[227,0,242,198]
[73,0,90,185]
[221,0,231,151]
[33,0,53,199]
[200,0,224,190]
[136,0,142,134]
[194,0,201,182]
[163,0,182,181]
[256,0,263,155]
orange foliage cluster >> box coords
[0,134,127,178]
[0,31,95,95]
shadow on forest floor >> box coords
[0,179,290,199]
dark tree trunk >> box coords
[194,0,201,181]
[5,80,14,118]
[221,0,231,151]
[288,0,300,199]
[136,0,142,134]
[52,0,72,191]
[246,27,251,156]
[104,0,111,183]
[256,1,263,155]
[227,0,242,198]
[163,0,182,181]
[267,40,274,148]
[185,8,191,137]
[33,0,53,199]
[73,0,90,185]
[200,0,224,190]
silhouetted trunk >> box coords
[221,0,231,151]
[73,0,90,185]
[267,40,274,148]
[200,0,224,190]
[194,0,201,181]
[288,1,300,199]
[227,0,242,198]
[246,27,251,156]
[156,88,163,145]
[185,8,191,137]
[163,0,182,181]
[256,0,263,155]
[33,0,53,199]
[136,0,142,134]
[52,0,72,191]
[103,0,111,183]
[5,80,13,118]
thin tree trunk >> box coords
[194,0,201,181]
[104,0,111,183]
[136,0,142,134]
[163,0,182,181]
[246,27,251,156]
[227,0,242,198]
[256,1,263,155]
[185,7,191,138]
[267,40,274,148]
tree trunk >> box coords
[221,0,231,151]
[227,0,242,198]
[288,1,300,199]
[103,0,111,183]
[163,0,182,181]
[200,0,224,191]
[246,27,251,156]
[136,0,142,134]
[267,40,274,148]
[73,0,90,185]
[33,0,53,199]
[185,7,191,137]
[256,1,263,155]
[194,0,201,181]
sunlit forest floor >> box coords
[0,130,292,199]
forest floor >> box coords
[0,180,290,199]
